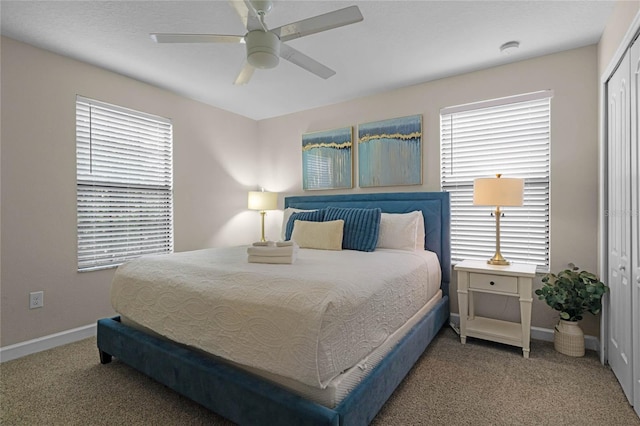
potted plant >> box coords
[535,263,609,357]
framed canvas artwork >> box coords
[302,126,353,190]
[358,115,422,187]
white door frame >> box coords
[630,34,640,418]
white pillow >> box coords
[281,208,315,241]
[377,211,425,251]
[416,210,426,250]
[291,220,344,250]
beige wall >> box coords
[257,45,601,336]
[0,37,260,346]
[1,37,605,347]
[598,0,640,77]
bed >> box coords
[97,191,450,425]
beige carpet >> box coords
[1,327,638,425]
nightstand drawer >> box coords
[469,273,518,294]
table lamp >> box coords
[473,174,524,265]
[248,190,278,242]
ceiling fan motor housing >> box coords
[246,30,280,69]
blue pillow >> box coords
[285,209,325,241]
[323,206,381,252]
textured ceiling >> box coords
[1,1,615,120]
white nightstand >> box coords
[455,259,537,358]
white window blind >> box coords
[440,91,552,270]
[76,96,173,271]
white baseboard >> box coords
[448,313,600,356]
[0,323,97,363]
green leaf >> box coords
[537,264,609,321]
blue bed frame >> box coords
[97,191,450,425]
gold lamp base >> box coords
[487,251,510,266]
[259,211,267,242]
[487,206,510,266]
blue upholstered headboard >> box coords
[284,191,451,297]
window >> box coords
[440,90,552,270]
[76,96,173,271]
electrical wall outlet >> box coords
[29,291,44,309]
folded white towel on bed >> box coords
[252,241,276,247]
[246,243,299,257]
[248,255,295,264]
[276,240,294,247]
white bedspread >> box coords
[111,246,441,388]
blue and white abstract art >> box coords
[358,115,422,187]
[302,126,353,190]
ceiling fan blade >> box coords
[228,0,249,29]
[234,61,255,85]
[228,0,263,31]
[150,34,244,44]
[280,44,335,80]
[272,5,363,43]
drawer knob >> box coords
[490,281,495,285]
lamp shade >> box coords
[473,175,524,207]
[248,191,278,211]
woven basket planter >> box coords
[554,319,585,357]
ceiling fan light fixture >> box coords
[246,30,280,69]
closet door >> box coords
[630,37,639,416]
[607,50,633,404]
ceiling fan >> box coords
[150,0,364,85]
